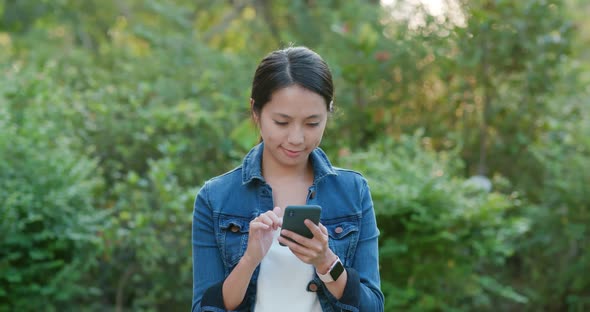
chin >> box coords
[280,156,305,166]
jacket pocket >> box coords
[324,217,360,265]
[217,215,250,268]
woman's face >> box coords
[255,85,328,171]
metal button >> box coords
[307,281,318,292]
[335,227,343,234]
[230,225,239,233]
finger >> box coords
[319,223,328,236]
[285,247,312,264]
[280,229,308,247]
[277,234,293,247]
[300,221,329,253]
[273,206,283,218]
[272,206,283,227]
[282,229,323,255]
[257,213,274,227]
[250,221,270,231]
[304,220,327,243]
[278,234,310,254]
[264,209,282,229]
[289,245,314,261]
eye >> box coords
[274,120,288,126]
[307,122,320,127]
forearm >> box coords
[222,255,258,310]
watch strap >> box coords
[317,257,344,283]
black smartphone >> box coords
[280,205,322,246]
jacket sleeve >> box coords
[191,182,228,312]
[320,178,385,312]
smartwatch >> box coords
[317,257,345,283]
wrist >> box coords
[316,255,345,283]
[240,253,260,271]
[317,253,338,275]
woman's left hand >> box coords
[278,220,338,273]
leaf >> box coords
[478,276,529,304]
[230,118,258,152]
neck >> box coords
[261,152,313,183]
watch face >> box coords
[330,261,345,281]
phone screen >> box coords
[280,205,322,246]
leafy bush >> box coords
[1,0,587,310]
[338,132,530,311]
[514,82,590,311]
[81,157,198,311]
[0,105,105,310]
[1,31,246,310]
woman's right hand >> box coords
[242,206,283,266]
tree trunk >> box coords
[478,31,491,176]
[115,264,137,312]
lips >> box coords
[282,147,304,158]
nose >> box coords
[287,126,304,145]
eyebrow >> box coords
[272,113,322,120]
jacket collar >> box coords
[241,142,337,185]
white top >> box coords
[254,228,322,312]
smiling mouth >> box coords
[283,148,303,157]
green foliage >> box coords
[338,133,529,311]
[91,159,198,311]
[512,64,590,311]
[0,0,588,310]
[1,3,256,309]
[0,99,105,310]
[454,0,574,183]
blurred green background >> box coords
[1,0,588,311]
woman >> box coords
[192,46,383,312]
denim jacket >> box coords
[192,143,384,312]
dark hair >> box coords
[250,46,334,116]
